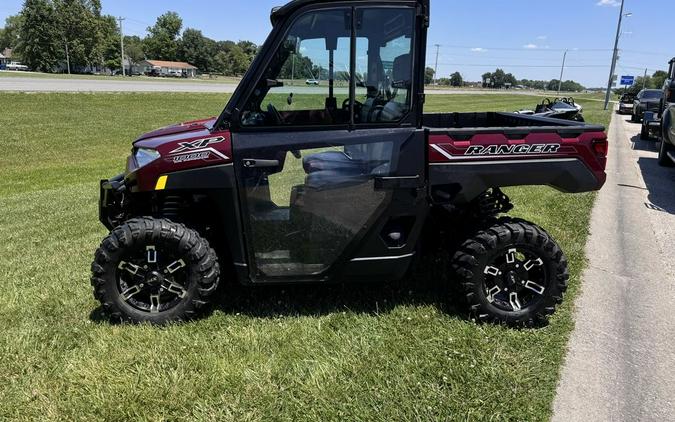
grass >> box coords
[0,92,610,421]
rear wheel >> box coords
[451,218,569,327]
[658,137,675,167]
[91,218,220,325]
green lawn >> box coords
[0,93,610,421]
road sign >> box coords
[620,75,635,86]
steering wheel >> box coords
[267,103,283,125]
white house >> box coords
[138,60,198,78]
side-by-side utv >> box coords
[92,0,608,326]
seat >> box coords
[373,54,411,122]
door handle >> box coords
[242,159,280,168]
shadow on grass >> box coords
[217,272,455,320]
[88,257,464,323]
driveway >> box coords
[552,112,675,420]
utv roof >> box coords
[271,0,429,26]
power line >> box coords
[427,63,608,68]
[431,44,613,53]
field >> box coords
[0,92,610,421]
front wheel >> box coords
[451,219,569,327]
[91,218,220,325]
[640,123,650,140]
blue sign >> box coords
[620,75,635,86]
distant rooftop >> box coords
[143,60,197,69]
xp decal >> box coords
[169,136,225,154]
[465,144,561,156]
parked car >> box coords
[618,93,636,115]
[92,0,608,327]
[6,62,28,71]
[305,79,319,85]
[632,89,663,123]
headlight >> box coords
[135,148,161,168]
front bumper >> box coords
[618,104,632,113]
[99,174,128,230]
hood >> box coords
[133,117,217,148]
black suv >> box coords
[632,89,663,123]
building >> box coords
[137,60,198,78]
[0,48,12,67]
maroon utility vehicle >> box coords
[92,0,608,326]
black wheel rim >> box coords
[482,247,549,312]
[116,245,190,314]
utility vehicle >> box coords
[92,0,608,326]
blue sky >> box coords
[1,0,671,87]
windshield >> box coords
[642,90,663,100]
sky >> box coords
[1,0,672,87]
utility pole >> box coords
[557,49,568,95]
[64,41,70,74]
[434,44,440,85]
[117,17,126,76]
[291,53,295,86]
[604,0,630,110]
[643,67,648,90]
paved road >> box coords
[0,76,546,95]
[552,112,675,421]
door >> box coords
[231,5,423,281]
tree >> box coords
[450,71,463,87]
[548,79,585,92]
[124,35,145,68]
[279,51,315,80]
[236,40,258,62]
[98,14,122,71]
[424,67,435,85]
[652,70,668,90]
[16,0,60,71]
[144,12,182,61]
[179,28,216,72]
[0,15,24,52]
[54,0,109,71]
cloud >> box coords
[523,44,538,49]
[537,35,548,40]
[597,0,621,7]
[470,47,487,52]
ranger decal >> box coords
[464,144,561,156]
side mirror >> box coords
[266,79,284,88]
